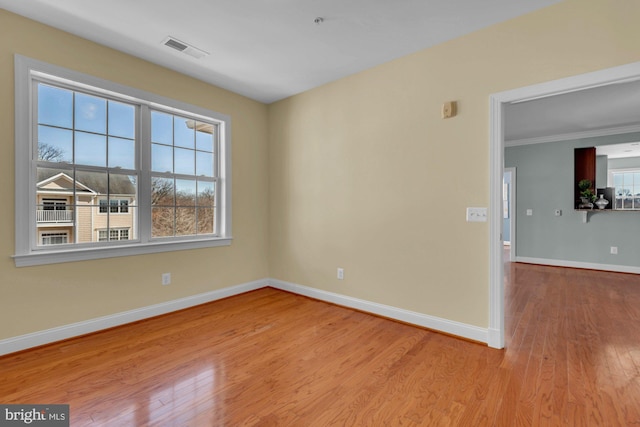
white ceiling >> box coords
[596,142,640,159]
[505,79,640,143]
[0,0,562,104]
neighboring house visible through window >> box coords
[14,56,232,266]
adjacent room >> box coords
[1,0,639,425]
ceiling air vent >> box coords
[162,36,209,59]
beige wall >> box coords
[268,0,640,328]
[0,10,269,339]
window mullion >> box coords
[138,104,152,243]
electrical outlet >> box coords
[162,273,171,285]
[554,209,562,216]
[610,247,618,255]
[337,268,344,280]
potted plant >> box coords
[578,179,596,207]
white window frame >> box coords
[14,55,232,267]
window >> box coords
[42,198,67,210]
[98,228,130,241]
[14,56,232,266]
[99,199,129,214]
[40,232,69,246]
[150,111,216,238]
[610,169,640,209]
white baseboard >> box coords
[0,279,268,356]
[268,278,489,344]
[1,277,492,356]
[487,328,503,349]
[515,257,640,274]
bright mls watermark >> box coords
[0,405,69,426]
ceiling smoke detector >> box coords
[162,36,209,59]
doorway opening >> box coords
[488,61,640,349]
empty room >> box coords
[1,0,639,425]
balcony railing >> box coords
[37,210,74,223]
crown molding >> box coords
[505,124,640,147]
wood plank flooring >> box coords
[1,262,640,425]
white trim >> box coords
[490,60,640,351]
[489,96,505,349]
[0,277,495,356]
[515,257,640,275]
[13,237,232,267]
[505,167,516,262]
[268,278,489,344]
[0,279,267,356]
[505,124,640,147]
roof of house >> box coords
[37,167,136,195]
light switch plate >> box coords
[466,207,487,222]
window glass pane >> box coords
[108,101,135,139]
[197,181,215,207]
[75,93,106,134]
[614,173,623,192]
[152,143,173,173]
[38,125,72,162]
[174,116,194,148]
[75,170,108,197]
[36,192,72,223]
[38,84,73,128]
[197,207,214,234]
[75,206,94,243]
[109,174,136,205]
[623,174,633,196]
[176,207,196,236]
[151,111,173,145]
[151,177,174,206]
[196,123,214,152]
[114,207,136,239]
[196,151,214,177]
[176,179,196,206]
[75,131,106,167]
[108,136,135,169]
[37,165,71,184]
[152,207,174,237]
[174,148,195,175]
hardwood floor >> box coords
[1,263,639,426]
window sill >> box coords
[13,237,233,267]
